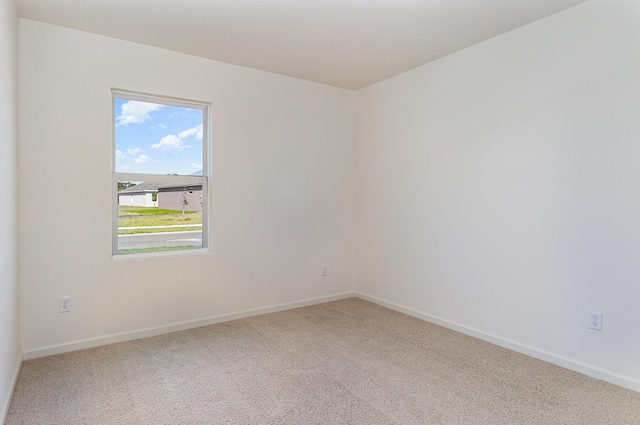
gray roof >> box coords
[119,179,203,194]
[118,182,163,194]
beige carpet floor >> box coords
[6,298,640,424]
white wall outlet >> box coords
[59,296,71,313]
[588,311,602,331]
[321,265,328,276]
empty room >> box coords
[2,0,640,423]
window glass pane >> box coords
[117,180,203,253]
[114,98,204,176]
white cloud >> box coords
[192,163,202,169]
[115,150,126,159]
[178,124,203,140]
[116,100,164,126]
[126,147,144,155]
[134,154,150,164]
[151,124,202,150]
[151,134,189,150]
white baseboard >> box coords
[1,352,22,425]
[23,292,356,361]
[356,293,640,394]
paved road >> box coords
[118,230,202,250]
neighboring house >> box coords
[117,182,159,207]
[157,184,203,212]
[119,173,203,211]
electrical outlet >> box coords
[588,311,602,331]
[59,296,71,313]
[321,265,328,276]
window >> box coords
[112,90,209,256]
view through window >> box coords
[112,91,209,255]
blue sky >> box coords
[114,98,203,175]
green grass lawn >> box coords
[118,206,202,234]
[118,206,192,216]
[118,245,200,253]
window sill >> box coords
[112,247,211,261]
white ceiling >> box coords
[15,0,590,90]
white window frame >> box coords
[112,89,210,258]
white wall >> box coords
[356,0,640,390]
[19,19,357,355]
[118,192,155,208]
[0,0,21,420]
